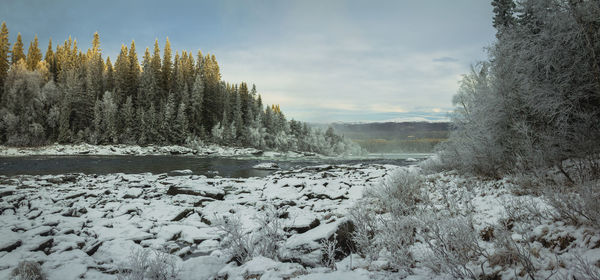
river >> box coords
[0,153,429,177]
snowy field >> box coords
[0,164,396,279]
[1,162,599,279]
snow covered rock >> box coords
[252,162,280,170]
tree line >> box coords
[438,0,600,180]
[0,23,361,156]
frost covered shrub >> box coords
[320,233,339,270]
[421,215,488,279]
[490,228,538,280]
[117,248,179,280]
[545,180,600,227]
[217,205,286,264]
[365,168,425,216]
[349,169,423,270]
[348,203,379,261]
[10,261,45,280]
[572,254,600,280]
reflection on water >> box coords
[0,154,429,177]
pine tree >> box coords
[86,32,104,100]
[104,57,115,93]
[160,94,175,143]
[161,37,172,96]
[114,44,129,104]
[139,47,156,109]
[26,35,42,71]
[12,33,25,65]
[120,96,135,143]
[0,22,10,97]
[173,102,189,144]
[190,73,204,136]
[44,38,57,80]
[128,40,140,104]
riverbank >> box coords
[2,163,597,279]
[0,164,397,279]
[0,143,319,158]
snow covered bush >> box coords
[421,214,488,279]
[365,168,425,216]
[545,180,600,228]
[10,261,45,280]
[117,247,180,280]
[217,205,286,265]
[348,203,379,261]
[348,168,424,271]
[320,233,339,270]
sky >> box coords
[0,0,496,123]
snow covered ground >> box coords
[0,164,397,279]
[1,163,598,279]
[0,144,265,157]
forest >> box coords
[0,24,361,156]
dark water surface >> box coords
[0,155,425,177]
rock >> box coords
[172,209,195,221]
[33,238,54,255]
[168,169,193,176]
[284,218,320,234]
[0,190,14,198]
[253,162,280,170]
[0,240,22,252]
[85,241,103,256]
[166,184,225,200]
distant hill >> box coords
[320,122,450,153]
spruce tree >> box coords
[173,102,189,144]
[44,38,56,80]
[161,37,172,97]
[114,45,129,104]
[12,33,25,65]
[104,57,115,93]
[190,73,204,136]
[128,40,140,104]
[26,35,42,71]
[0,22,10,96]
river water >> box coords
[0,153,430,177]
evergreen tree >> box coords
[139,47,157,109]
[26,35,42,71]
[189,73,204,135]
[128,40,140,104]
[44,38,57,80]
[0,22,10,96]
[114,45,129,104]
[173,102,189,144]
[120,96,135,143]
[86,32,104,100]
[12,33,25,64]
[104,57,115,93]
[161,37,172,96]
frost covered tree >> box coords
[440,0,600,178]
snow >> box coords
[2,159,597,279]
[0,143,263,157]
[0,163,393,279]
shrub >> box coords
[365,168,425,216]
[10,261,45,280]
[545,180,600,228]
[217,204,286,264]
[421,214,488,279]
[117,247,180,280]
